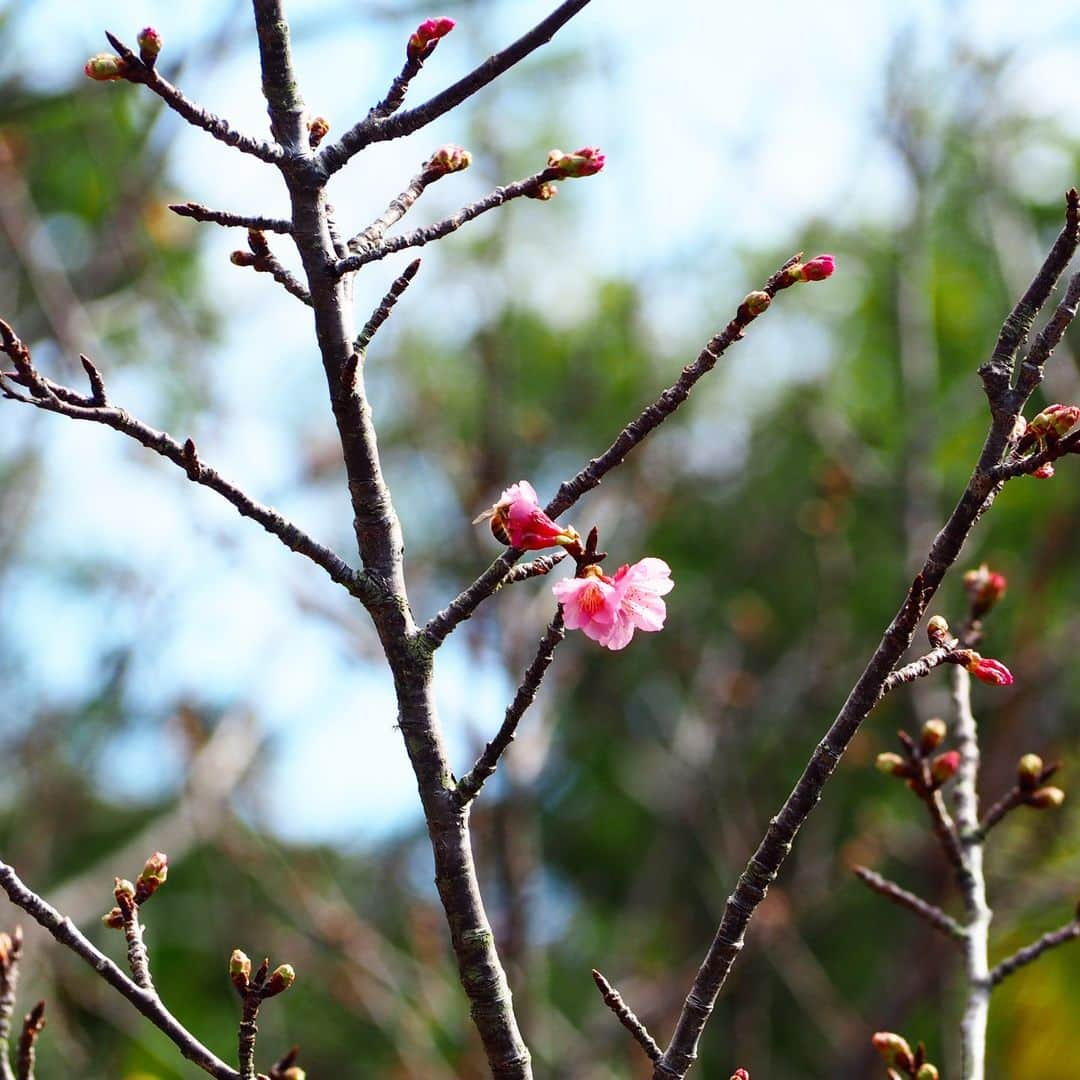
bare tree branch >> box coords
[354,259,422,354]
[319,0,594,174]
[852,866,965,940]
[455,610,565,806]
[592,969,662,1063]
[989,918,1080,986]
[0,861,239,1080]
[169,202,293,235]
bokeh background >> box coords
[2,0,1080,1076]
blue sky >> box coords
[4,0,1080,843]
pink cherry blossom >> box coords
[554,557,674,651]
[474,480,578,550]
[552,567,620,643]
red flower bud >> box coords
[1031,461,1055,479]
[790,254,836,283]
[547,147,606,178]
[963,563,1007,615]
[407,16,455,60]
[137,27,162,66]
[730,1070,751,1080]
[964,653,1014,687]
[474,481,579,550]
[930,750,961,786]
[135,851,168,904]
[1026,403,1080,442]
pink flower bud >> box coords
[1026,403,1080,442]
[730,1071,751,1080]
[1028,786,1065,809]
[474,481,579,550]
[84,53,127,81]
[920,718,947,754]
[407,16,455,60]
[930,750,961,786]
[875,752,910,779]
[137,27,162,66]
[963,653,1014,687]
[963,563,1007,614]
[547,147,606,178]
[1031,461,1055,479]
[872,1032,914,1070]
[425,144,472,177]
[790,254,836,283]
[527,181,559,201]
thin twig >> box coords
[0,860,238,1079]
[237,994,260,1080]
[591,969,662,1063]
[877,643,956,698]
[990,427,1080,482]
[0,928,22,1080]
[235,231,312,306]
[169,202,292,235]
[455,610,565,805]
[319,0,594,174]
[116,884,153,991]
[423,256,802,648]
[104,32,282,165]
[0,321,366,600]
[335,169,559,277]
[354,259,422,353]
[14,1003,43,1080]
[989,919,1080,986]
[496,553,567,587]
[852,866,964,941]
[922,788,966,874]
[1015,268,1080,393]
[347,172,435,252]
[976,787,1024,839]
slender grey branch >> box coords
[319,0,594,174]
[951,663,991,1080]
[497,553,567,587]
[1015,268,1080,395]
[347,171,435,253]
[976,787,1024,838]
[852,866,964,940]
[592,969,662,1063]
[170,202,292,235]
[0,860,239,1080]
[103,32,283,165]
[990,428,1080,482]
[424,258,803,649]
[989,919,1080,986]
[877,643,956,699]
[354,259,422,354]
[0,323,363,600]
[336,169,559,277]
[235,231,312,306]
[455,610,565,806]
[115,888,153,991]
[0,928,21,1080]
[237,995,260,1080]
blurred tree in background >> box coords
[1,3,1079,1078]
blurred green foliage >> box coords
[1,11,1080,1080]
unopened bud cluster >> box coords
[102,852,168,929]
[875,720,959,792]
[425,144,472,177]
[407,16,455,61]
[547,146,606,178]
[1015,752,1065,810]
[229,948,296,1000]
[963,563,1007,617]
[871,1031,938,1079]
